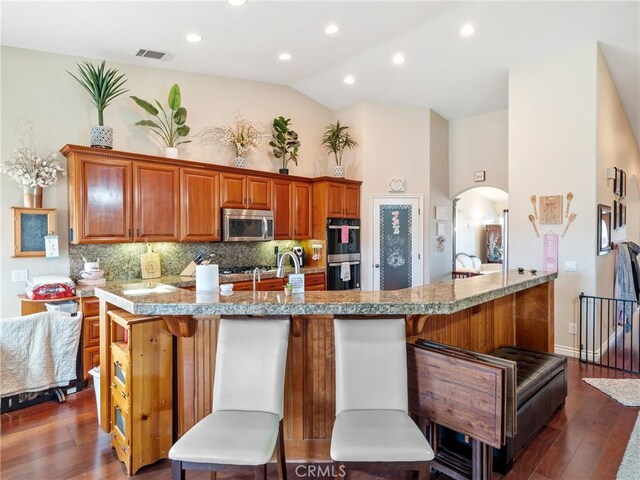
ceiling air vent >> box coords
[135,49,171,61]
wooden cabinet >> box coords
[221,172,271,210]
[108,310,172,476]
[67,153,132,244]
[272,179,293,240]
[180,168,220,242]
[312,178,362,237]
[232,278,284,291]
[304,272,326,291]
[133,162,180,242]
[293,182,312,239]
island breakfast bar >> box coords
[94,270,556,467]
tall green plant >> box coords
[67,60,129,126]
[321,120,358,166]
[130,84,191,148]
[269,116,300,170]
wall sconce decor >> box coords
[597,204,611,255]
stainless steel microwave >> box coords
[223,209,274,242]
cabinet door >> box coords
[272,179,293,239]
[77,157,132,243]
[293,182,312,239]
[232,281,253,291]
[326,182,345,217]
[344,184,360,218]
[257,278,285,291]
[220,172,247,208]
[247,175,271,210]
[180,169,220,242]
[133,162,180,242]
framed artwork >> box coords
[614,168,621,196]
[12,207,56,257]
[622,203,627,226]
[619,201,625,227]
[474,171,486,182]
[621,170,627,198]
[597,204,611,255]
[613,200,619,229]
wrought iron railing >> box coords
[579,293,639,374]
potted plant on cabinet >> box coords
[283,282,294,296]
[199,111,264,168]
[130,84,191,158]
[68,60,129,149]
[269,116,300,174]
[321,119,358,178]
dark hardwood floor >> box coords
[1,358,637,480]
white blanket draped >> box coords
[0,311,82,397]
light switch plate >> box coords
[564,261,577,272]
[11,269,28,282]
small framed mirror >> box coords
[597,204,611,255]
[12,207,56,257]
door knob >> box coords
[374,264,380,268]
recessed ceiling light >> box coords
[343,75,355,85]
[460,24,475,37]
[324,24,340,35]
[185,33,203,43]
[278,52,292,61]
[392,53,405,65]
[227,0,247,5]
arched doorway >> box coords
[452,187,508,273]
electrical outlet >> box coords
[11,269,28,282]
[568,323,576,335]
[564,261,577,272]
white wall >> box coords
[595,48,640,298]
[449,110,508,197]
[455,190,500,261]
[509,45,599,353]
[334,102,432,289]
[0,46,334,317]
[428,111,452,282]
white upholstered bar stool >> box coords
[331,318,434,479]
[169,317,290,480]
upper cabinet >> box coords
[66,150,132,244]
[133,162,180,242]
[220,172,271,210]
[312,178,362,238]
[180,168,220,242]
[63,146,356,244]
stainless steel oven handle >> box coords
[262,217,267,239]
[328,225,360,230]
[328,261,360,267]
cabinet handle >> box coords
[216,228,219,236]
[249,198,252,205]
[128,229,131,237]
[136,228,140,237]
[243,197,247,206]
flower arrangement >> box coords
[200,111,264,158]
[0,120,64,188]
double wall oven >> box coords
[326,218,361,290]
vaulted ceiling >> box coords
[2,1,638,142]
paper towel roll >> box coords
[196,264,219,292]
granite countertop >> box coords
[76,267,326,298]
[94,270,557,316]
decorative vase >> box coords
[165,147,179,158]
[333,165,346,178]
[23,185,43,208]
[233,157,247,168]
[279,168,289,175]
[89,125,113,149]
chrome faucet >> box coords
[252,267,262,292]
[276,251,300,278]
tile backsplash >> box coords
[70,241,301,281]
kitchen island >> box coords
[94,270,556,464]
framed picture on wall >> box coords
[597,204,611,255]
[619,201,625,228]
[621,170,627,198]
[613,168,621,196]
[12,207,56,258]
[613,200,618,229]
[622,203,627,227]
